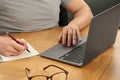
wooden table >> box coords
[0,27,120,80]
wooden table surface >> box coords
[0,27,120,80]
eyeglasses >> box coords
[25,65,69,80]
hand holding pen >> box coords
[0,32,30,57]
[6,32,30,53]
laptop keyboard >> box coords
[59,42,86,64]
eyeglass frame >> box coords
[25,64,69,80]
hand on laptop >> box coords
[58,25,82,47]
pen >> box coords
[6,32,30,53]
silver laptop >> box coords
[40,3,120,67]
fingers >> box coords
[62,28,68,45]
[76,30,82,42]
[11,40,27,54]
[67,29,72,47]
[3,46,22,57]
[58,32,62,43]
[4,41,26,57]
[58,26,82,47]
[72,29,77,46]
[0,37,27,57]
[17,39,28,49]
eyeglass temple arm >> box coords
[25,68,31,79]
[43,65,68,74]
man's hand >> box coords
[0,36,28,57]
[58,0,93,47]
[58,25,82,47]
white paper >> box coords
[0,42,39,62]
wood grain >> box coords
[0,27,120,80]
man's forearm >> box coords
[67,2,93,30]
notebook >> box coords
[40,3,120,66]
[0,40,39,62]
